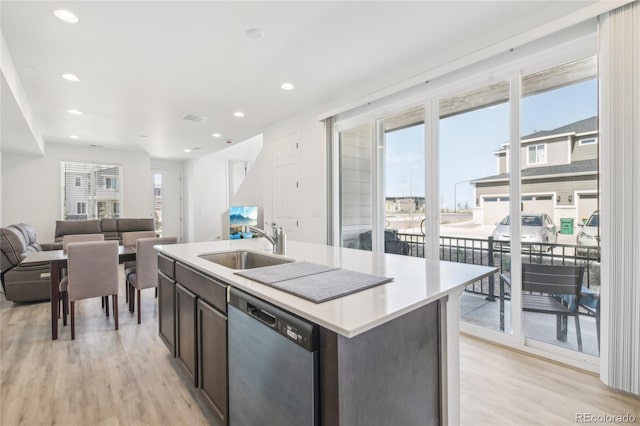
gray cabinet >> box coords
[158,254,176,355]
[197,299,228,425]
[176,283,198,386]
[158,272,176,354]
[161,258,229,424]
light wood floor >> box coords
[1,270,638,426]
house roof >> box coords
[522,116,597,140]
[471,159,597,184]
[493,116,598,153]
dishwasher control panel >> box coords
[229,288,318,352]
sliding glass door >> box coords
[519,57,600,356]
[332,36,600,368]
[438,81,512,333]
[337,106,426,256]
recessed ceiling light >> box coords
[139,134,148,138]
[70,135,79,139]
[62,73,80,82]
[234,111,245,118]
[212,133,222,138]
[226,140,233,144]
[89,144,103,148]
[184,149,191,153]
[53,9,79,24]
[67,109,83,115]
[281,82,294,91]
[246,28,264,39]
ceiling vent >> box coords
[183,113,209,123]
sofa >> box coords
[52,218,155,249]
[1,223,55,302]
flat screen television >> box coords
[229,206,258,239]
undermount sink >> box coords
[198,250,294,270]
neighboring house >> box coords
[471,116,598,227]
[386,196,425,214]
[64,165,121,219]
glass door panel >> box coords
[339,124,373,250]
[438,81,512,333]
[382,106,425,257]
[520,57,600,356]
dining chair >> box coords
[121,231,156,303]
[60,233,105,322]
[126,236,177,324]
[62,233,105,252]
[60,240,119,340]
[500,263,585,352]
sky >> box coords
[384,79,598,210]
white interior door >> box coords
[151,168,183,241]
[272,132,300,240]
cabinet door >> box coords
[197,300,228,425]
[158,272,175,355]
[176,283,198,386]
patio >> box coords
[393,231,602,357]
[460,292,600,357]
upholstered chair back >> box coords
[63,234,104,253]
[135,237,177,289]
[122,231,156,247]
[67,241,119,302]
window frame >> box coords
[527,143,547,165]
[579,137,598,146]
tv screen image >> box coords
[230,206,258,239]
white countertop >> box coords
[156,238,496,338]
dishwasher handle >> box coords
[247,304,277,328]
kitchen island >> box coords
[155,238,495,426]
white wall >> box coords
[183,135,263,242]
[183,111,327,246]
[1,143,153,242]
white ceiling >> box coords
[0,1,604,160]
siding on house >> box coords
[340,126,372,231]
[571,139,598,162]
[498,153,507,174]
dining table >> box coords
[21,245,136,340]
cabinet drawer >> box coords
[158,254,175,279]
[176,263,227,314]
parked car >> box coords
[577,210,600,256]
[491,213,558,249]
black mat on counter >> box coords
[235,262,393,303]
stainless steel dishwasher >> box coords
[228,288,319,426]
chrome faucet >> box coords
[242,224,286,255]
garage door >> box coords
[482,194,554,225]
[577,193,598,224]
[522,195,554,218]
[482,196,509,225]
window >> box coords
[62,161,123,220]
[579,137,597,146]
[527,144,546,164]
[105,177,116,190]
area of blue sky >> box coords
[384,79,597,210]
